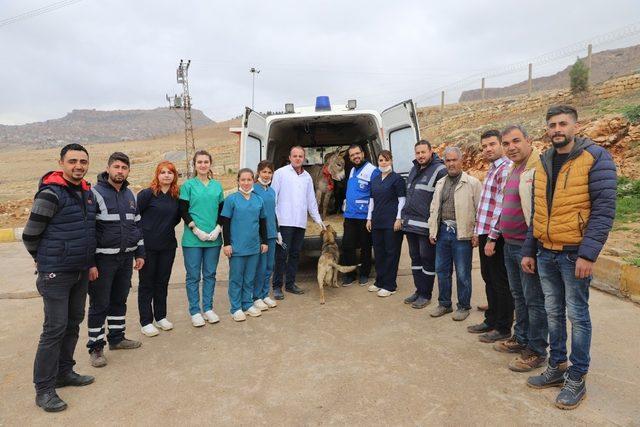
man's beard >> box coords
[111,175,125,182]
[552,135,571,149]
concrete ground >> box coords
[1,240,639,426]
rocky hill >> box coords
[460,44,640,102]
[422,72,640,180]
[0,108,214,149]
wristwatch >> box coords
[488,237,497,243]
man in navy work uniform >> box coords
[87,152,145,368]
[23,143,97,412]
[401,140,447,309]
[340,144,380,286]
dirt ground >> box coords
[1,238,640,425]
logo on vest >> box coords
[129,200,135,209]
[48,273,56,279]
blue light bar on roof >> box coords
[315,96,331,111]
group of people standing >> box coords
[24,104,616,413]
[333,105,617,411]
[23,147,298,412]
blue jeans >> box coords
[273,226,305,289]
[183,246,221,316]
[503,243,548,356]
[435,224,473,310]
[254,238,276,300]
[537,248,592,377]
[229,254,260,313]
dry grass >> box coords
[0,119,240,228]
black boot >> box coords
[56,371,95,388]
[35,390,67,412]
[555,372,587,410]
[527,362,567,389]
[285,284,304,295]
[273,287,285,300]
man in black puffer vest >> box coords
[87,152,145,368]
[23,144,97,412]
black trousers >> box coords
[138,248,176,326]
[371,228,403,291]
[406,232,437,299]
[273,226,306,289]
[478,234,514,333]
[340,218,372,277]
[33,270,88,393]
[87,253,133,351]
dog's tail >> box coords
[329,261,360,273]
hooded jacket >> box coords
[522,137,617,261]
[23,171,97,272]
[92,171,145,258]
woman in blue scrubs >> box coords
[220,168,268,322]
[252,161,280,311]
[366,150,407,297]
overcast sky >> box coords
[2,0,640,125]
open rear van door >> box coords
[381,99,420,177]
[240,107,267,169]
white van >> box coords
[235,97,422,255]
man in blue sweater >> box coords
[23,144,97,412]
[86,152,145,368]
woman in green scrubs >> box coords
[178,150,225,327]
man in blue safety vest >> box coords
[340,144,380,286]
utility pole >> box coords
[587,43,593,70]
[481,77,486,101]
[528,63,533,96]
[249,67,260,110]
[166,59,196,177]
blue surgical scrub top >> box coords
[370,172,407,230]
[221,191,266,256]
[253,183,277,239]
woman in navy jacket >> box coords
[366,150,406,297]
[136,161,181,337]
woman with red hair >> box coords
[136,161,181,337]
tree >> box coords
[570,57,589,94]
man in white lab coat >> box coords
[271,146,325,300]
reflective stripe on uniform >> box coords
[407,219,429,228]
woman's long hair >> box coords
[150,161,179,198]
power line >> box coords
[0,0,84,28]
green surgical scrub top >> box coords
[179,177,224,248]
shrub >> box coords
[622,104,640,124]
[570,57,589,94]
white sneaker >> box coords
[141,323,159,337]
[203,310,220,324]
[245,306,262,317]
[191,313,205,327]
[263,297,278,308]
[368,284,380,292]
[155,318,173,331]
[377,289,396,297]
[253,299,269,311]
[232,310,247,322]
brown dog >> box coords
[317,224,359,304]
